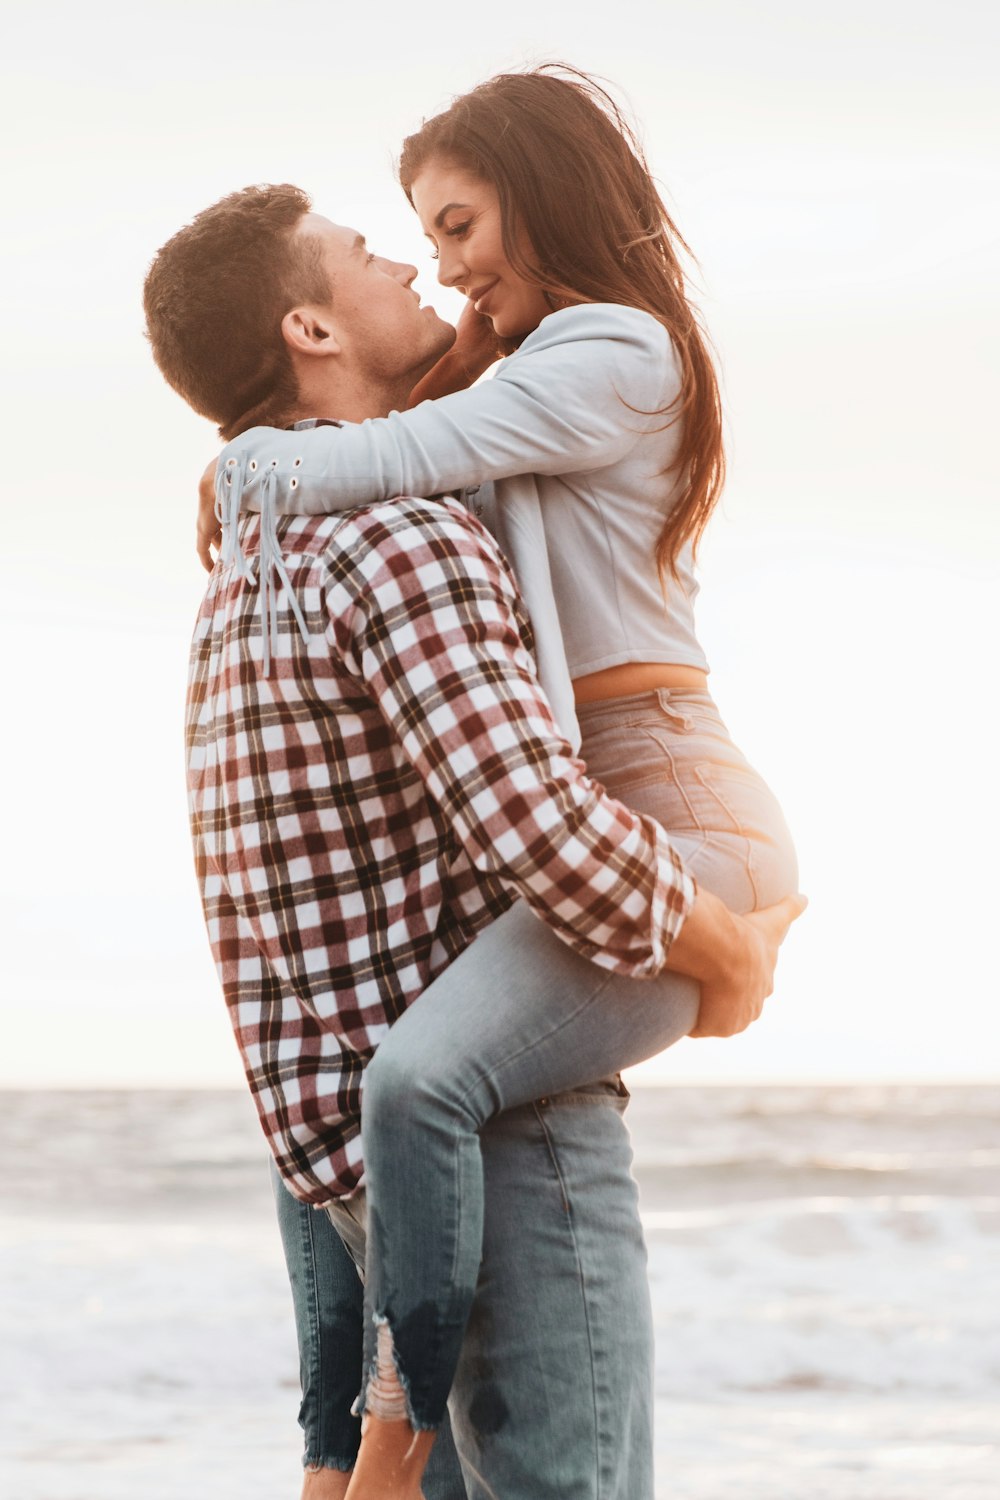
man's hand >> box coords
[689,897,806,1037]
[666,889,807,1039]
[198,457,221,572]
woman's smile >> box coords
[410,159,555,338]
[468,277,501,314]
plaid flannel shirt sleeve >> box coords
[336,504,695,977]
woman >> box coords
[211,66,800,1500]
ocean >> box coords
[1,1084,996,1499]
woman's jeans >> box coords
[278,689,798,1459]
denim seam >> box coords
[533,1102,603,1496]
[641,728,701,821]
[692,763,760,907]
[302,1204,325,1467]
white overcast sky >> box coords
[2,0,997,1087]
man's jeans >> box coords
[277,1085,655,1500]
[271,1159,364,1472]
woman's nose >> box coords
[436,245,468,291]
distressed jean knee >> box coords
[362,1318,412,1423]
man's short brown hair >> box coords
[143,183,330,438]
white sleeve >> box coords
[221,305,677,514]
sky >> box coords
[1,0,997,1088]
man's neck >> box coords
[287,375,413,426]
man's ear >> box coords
[281,307,342,358]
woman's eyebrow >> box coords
[433,202,471,229]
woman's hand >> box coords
[407,301,501,407]
[197,457,221,572]
[451,298,504,377]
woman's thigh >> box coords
[364,897,700,1126]
[365,689,797,1124]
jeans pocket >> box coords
[582,722,683,800]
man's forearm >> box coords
[664,886,744,983]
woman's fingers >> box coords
[197,457,221,571]
[197,517,221,572]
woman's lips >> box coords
[471,279,500,314]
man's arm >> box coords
[337,501,802,1017]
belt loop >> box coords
[655,686,693,731]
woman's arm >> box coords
[222,305,676,515]
[405,301,501,406]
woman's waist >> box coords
[573,661,709,706]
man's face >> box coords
[296,213,454,382]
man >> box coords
[143,184,801,1500]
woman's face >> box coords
[409,159,555,340]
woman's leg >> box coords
[355,896,700,1442]
[270,1162,364,1493]
[324,1194,471,1500]
[350,690,799,1488]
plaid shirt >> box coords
[186,496,695,1203]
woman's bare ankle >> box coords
[343,1413,435,1500]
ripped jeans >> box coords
[276,689,798,1478]
[332,1083,653,1498]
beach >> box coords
[1,1084,996,1499]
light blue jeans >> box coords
[277,689,798,1477]
[326,1081,652,1499]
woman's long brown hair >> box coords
[398,65,726,577]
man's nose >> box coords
[390,260,418,287]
